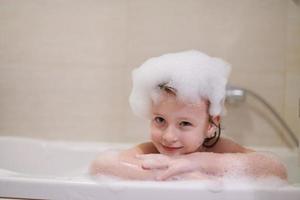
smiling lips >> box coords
[161,144,184,152]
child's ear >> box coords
[206,115,220,137]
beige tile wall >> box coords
[0,0,299,147]
[284,0,300,146]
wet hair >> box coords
[158,83,177,95]
[203,118,221,148]
[158,83,221,148]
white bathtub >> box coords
[0,136,299,200]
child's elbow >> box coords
[274,161,288,180]
[265,155,288,180]
[251,153,288,180]
[89,153,118,176]
[89,159,103,175]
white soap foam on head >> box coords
[129,50,231,119]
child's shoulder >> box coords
[136,142,159,154]
[205,137,254,153]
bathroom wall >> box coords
[0,0,299,147]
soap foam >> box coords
[91,151,289,189]
[129,50,231,119]
[92,173,288,190]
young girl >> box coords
[90,50,287,181]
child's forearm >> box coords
[190,152,287,179]
[90,152,156,180]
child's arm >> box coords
[89,142,160,180]
[207,138,287,179]
[203,137,287,178]
[185,151,287,179]
[138,138,287,180]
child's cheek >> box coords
[150,124,162,139]
[150,130,161,142]
[182,132,204,151]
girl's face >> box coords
[150,93,216,156]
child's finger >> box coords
[142,159,168,170]
[135,154,153,160]
[135,154,163,158]
[156,167,178,180]
[136,154,170,162]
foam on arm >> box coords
[90,143,159,180]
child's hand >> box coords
[136,154,170,170]
[136,154,200,180]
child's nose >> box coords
[162,126,179,143]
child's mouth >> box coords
[161,144,184,152]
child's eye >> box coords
[154,117,165,124]
[179,121,192,127]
